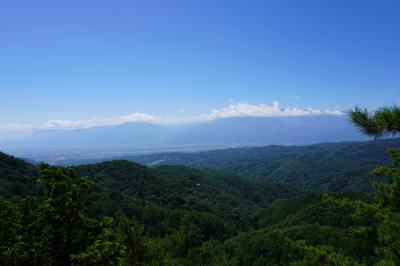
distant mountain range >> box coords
[1,115,366,154]
[168,115,366,145]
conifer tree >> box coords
[338,106,400,264]
[349,105,400,138]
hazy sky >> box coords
[1,0,400,128]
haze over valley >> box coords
[1,114,368,164]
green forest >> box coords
[1,106,400,265]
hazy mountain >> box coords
[1,115,366,153]
[168,115,366,145]
[2,122,173,150]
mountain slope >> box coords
[131,138,400,192]
[0,151,38,200]
[0,148,385,264]
[73,160,296,222]
[0,150,299,238]
[0,149,296,217]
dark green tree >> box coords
[70,217,126,266]
[116,212,147,266]
[336,106,400,264]
[36,164,97,265]
[2,163,125,266]
[293,242,362,266]
[0,196,21,265]
[164,215,205,264]
[349,105,400,138]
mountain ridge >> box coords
[131,138,400,192]
[1,115,366,156]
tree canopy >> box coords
[349,105,400,138]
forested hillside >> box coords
[0,152,305,264]
[132,138,400,192]
[0,151,38,200]
[73,160,296,233]
[0,139,398,265]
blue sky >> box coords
[1,0,400,129]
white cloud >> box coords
[43,113,159,129]
[195,101,342,121]
[0,101,345,135]
[323,109,344,116]
[0,123,37,133]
